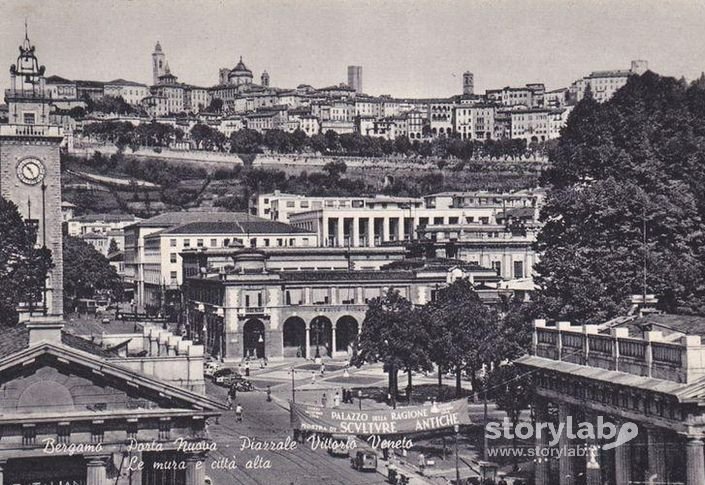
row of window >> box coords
[169,237,310,249]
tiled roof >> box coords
[160,220,314,235]
[618,314,705,339]
[129,211,259,229]
[586,70,631,79]
[106,79,147,87]
[72,213,137,223]
[46,75,74,84]
[0,325,118,359]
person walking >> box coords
[311,371,316,384]
[333,391,340,408]
[226,393,233,410]
[321,393,328,408]
[229,383,237,402]
[320,362,326,376]
[235,403,243,422]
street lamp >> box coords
[454,423,460,485]
[313,318,322,359]
[289,367,296,403]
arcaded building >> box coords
[182,250,505,362]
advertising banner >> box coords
[290,399,471,435]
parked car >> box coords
[351,449,377,471]
[213,368,240,385]
[204,361,222,378]
[220,374,245,387]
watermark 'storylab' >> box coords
[485,416,639,450]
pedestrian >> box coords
[320,362,325,376]
[226,394,233,410]
[321,393,328,408]
[418,452,426,469]
[342,388,348,404]
[229,384,237,401]
[333,391,340,408]
[266,385,272,402]
[245,362,250,377]
[235,403,243,422]
[311,371,316,384]
[343,366,349,378]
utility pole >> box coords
[291,367,296,403]
[454,423,460,484]
[483,383,488,461]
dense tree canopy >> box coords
[426,278,503,397]
[535,72,705,324]
[63,236,122,305]
[353,289,433,404]
[0,198,52,325]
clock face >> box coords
[17,158,46,185]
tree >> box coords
[190,123,226,151]
[536,72,705,324]
[353,289,432,406]
[0,198,52,325]
[63,236,122,305]
[207,98,224,113]
[108,238,119,254]
[322,160,347,180]
[489,364,533,471]
[427,278,502,397]
[230,128,262,154]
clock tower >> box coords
[0,26,64,318]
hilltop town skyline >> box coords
[2,0,705,98]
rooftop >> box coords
[71,213,138,223]
[156,220,314,236]
[0,324,118,359]
[127,211,260,229]
[106,78,148,87]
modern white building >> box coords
[287,190,544,249]
[252,191,422,223]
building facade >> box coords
[183,250,504,362]
[518,314,705,485]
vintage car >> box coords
[327,434,354,457]
[351,449,377,471]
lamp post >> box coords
[313,318,321,359]
[290,367,296,403]
[454,423,460,485]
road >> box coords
[203,381,388,485]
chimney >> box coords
[25,315,64,346]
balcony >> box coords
[530,319,705,385]
[0,124,63,138]
[237,306,269,318]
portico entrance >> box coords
[243,318,266,359]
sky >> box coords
[1,0,705,98]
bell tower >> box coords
[1,24,64,318]
[152,41,166,85]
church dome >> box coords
[230,57,252,76]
